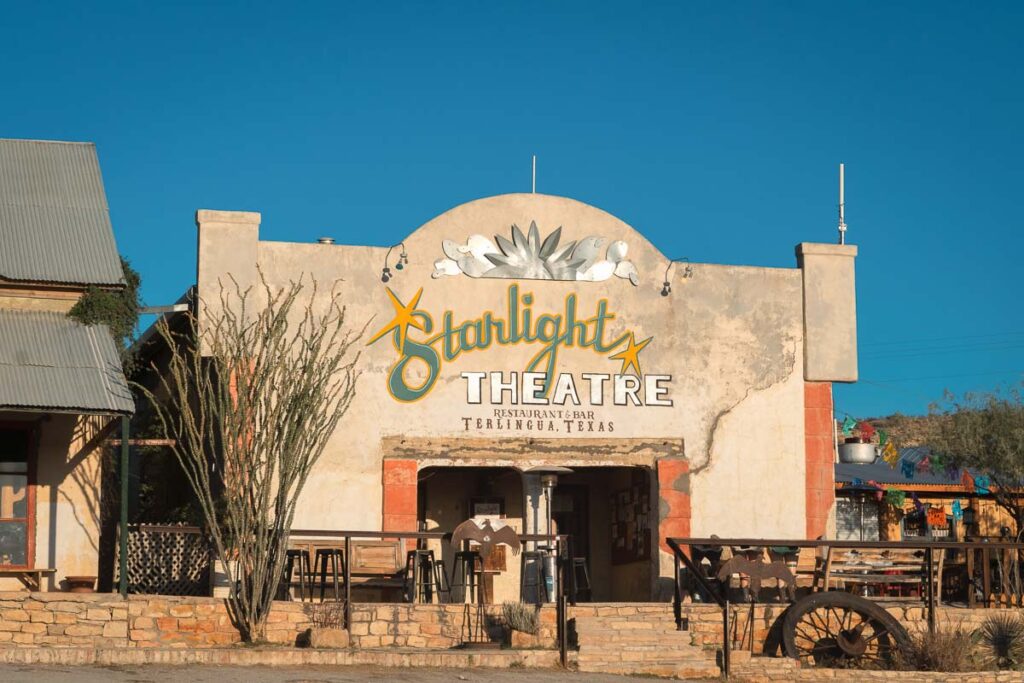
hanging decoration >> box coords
[859,421,876,440]
[884,488,906,508]
[952,499,963,521]
[882,441,900,466]
[910,492,925,512]
[975,474,991,495]
[916,455,931,474]
[945,463,960,481]
[926,507,948,526]
[961,471,975,491]
[930,452,945,472]
[841,416,858,436]
[878,429,889,446]
[900,459,916,480]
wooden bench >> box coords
[0,568,56,591]
[816,547,943,601]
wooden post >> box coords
[967,548,976,608]
[118,416,129,597]
[926,547,936,634]
[983,548,992,607]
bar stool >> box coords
[450,550,485,603]
[283,548,312,602]
[404,549,449,603]
[519,550,545,604]
[570,557,592,602]
[314,548,346,602]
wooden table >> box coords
[0,568,56,591]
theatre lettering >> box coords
[369,282,671,407]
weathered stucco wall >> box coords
[195,193,855,592]
[798,243,858,383]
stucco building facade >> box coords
[0,139,134,592]
[194,193,856,601]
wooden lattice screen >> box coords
[116,523,211,596]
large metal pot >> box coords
[838,440,878,464]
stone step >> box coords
[576,617,679,626]
[575,619,680,630]
[579,643,702,656]
[577,634,688,643]
[579,651,706,664]
[576,660,720,679]
[577,626,679,634]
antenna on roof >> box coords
[838,162,847,245]
[532,155,537,193]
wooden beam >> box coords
[107,438,176,447]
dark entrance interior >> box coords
[552,466,654,602]
[414,464,655,602]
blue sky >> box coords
[2,2,1021,418]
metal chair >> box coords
[450,550,485,603]
[403,549,449,603]
[313,548,346,602]
[283,548,312,602]
[570,556,592,602]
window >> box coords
[0,427,34,568]
[836,496,880,541]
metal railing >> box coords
[667,536,1024,678]
[290,529,574,666]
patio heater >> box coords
[524,466,573,602]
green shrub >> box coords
[67,256,142,372]
[501,601,539,634]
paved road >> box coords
[0,665,654,682]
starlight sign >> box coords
[366,284,672,410]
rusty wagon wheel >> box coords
[781,592,912,669]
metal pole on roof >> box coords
[119,416,129,597]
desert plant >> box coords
[306,600,346,630]
[899,624,980,672]
[979,612,1024,670]
[502,601,540,635]
[137,273,363,642]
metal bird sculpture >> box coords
[450,518,521,558]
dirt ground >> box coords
[0,664,666,682]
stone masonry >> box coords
[0,592,557,650]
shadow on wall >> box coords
[36,414,116,590]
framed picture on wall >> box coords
[470,497,504,519]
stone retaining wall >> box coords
[0,592,557,650]
[349,603,557,649]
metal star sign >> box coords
[367,287,426,353]
[608,331,652,376]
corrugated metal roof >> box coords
[835,446,979,487]
[0,309,134,414]
[0,139,124,285]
